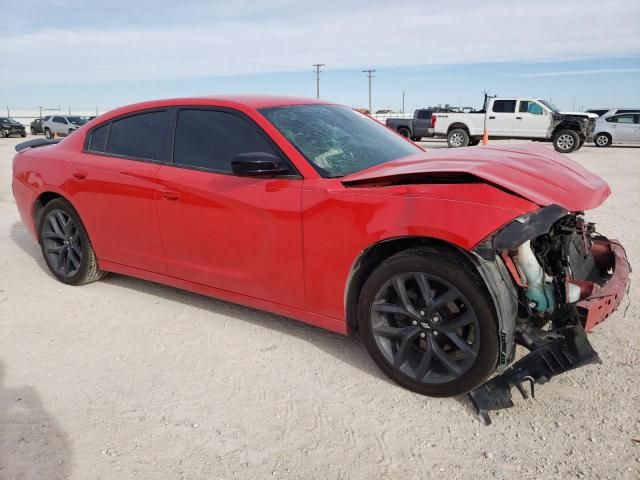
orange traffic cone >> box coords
[482,128,489,145]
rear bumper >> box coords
[577,240,630,332]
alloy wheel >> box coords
[557,133,575,151]
[370,272,480,384]
[449,132,464,147]
[42,209,83,279]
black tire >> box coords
[594,133,611,148]
[38,198,105,285]
[468,139,480,146]
[398,127,411,138]
[553,129,580,153]
[358,246,499,397]
[447,128,470,148]
[21,131,27,138]
[575,139,584,150]
[44,128,52,139]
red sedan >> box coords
[11,96,629,420]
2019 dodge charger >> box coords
[11,96,629,423]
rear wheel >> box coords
[447,128,470,148]
[38,198,105,285]
[398,127,411,138]
[553,129,579,153]
[594,133,611,147]
[358,247,499,397]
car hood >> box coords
[341,144,610,211]
[560,111,599,118]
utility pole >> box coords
[402,89,405,114]
[313,64,325,99]
[362,69,376,114]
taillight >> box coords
[431,115,437,128]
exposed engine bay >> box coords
[470,205,630,424]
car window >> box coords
[416,110,431,120]
[617,110,640,114]
[587,109,608,117]
[43,116,51,122]
[173,109,280,172]
[261,104,421,177]
[53,116,66,124]
[492,100,516,113]
[106,110,169,161]
[87,123,110,153]
[519,101,543,115]
[611,114,635,124]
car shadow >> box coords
[10,220,479,418]
[0,359,73,479]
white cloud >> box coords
[1,0,639,86]
[506,68,640,77]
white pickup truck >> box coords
[432,97,597,153]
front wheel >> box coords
[44,129,52,139]
[38,198,106,285]
[594,133,611,147]
[553,129,580,153]
[358,247,499,397]
[447,128,470,148]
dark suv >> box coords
[0,117,27,138]
[30,118,44,135]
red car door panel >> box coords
[66,153,166,273]
[156,166,305,309]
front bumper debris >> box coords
[469,239,630,425]
[469,322,599,425]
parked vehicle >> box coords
[0,117,27,138]
[30,118,44,135]
[593,112,640,147]
[586,108,640,118]
[433,97,597,153]
[43,115,91,139]
[385,109,446,141]
[12,96,629,422]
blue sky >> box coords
[1,0,639,112]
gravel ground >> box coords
[0,135,638,480]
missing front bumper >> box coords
[469,239,630,425]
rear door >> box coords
[413,109,432,137]
[515,100,550,137]
[609,114,638,142]
[70,110,169,273]
[155,107,305,309]
[487,100,516,136]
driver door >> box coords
[516,100,550,138]
[155,107,305,309]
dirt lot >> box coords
[0,135,638,480]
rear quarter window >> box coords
[105,111,170,161]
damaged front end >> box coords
[470,205,631,425]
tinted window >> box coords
[416,110,431,120]
[88,123,110,152]
[106,111,169,161]
[173,109,279,172]
[53,116,66,124]
[492,100,516,113]
[617,109,640,114]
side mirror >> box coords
[231,152,290,178]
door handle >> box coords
[488,116,496,120]
[160,190,180,201]
[515,116,523,120]
[72,170,87,180]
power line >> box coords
[313,64,325,99]
[362,69,376,114]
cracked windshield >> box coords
[261,104,421,177]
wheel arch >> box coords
[447,123,470,134]
[32,191,75,240]
[344,236,480,330]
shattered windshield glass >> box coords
[261,104,421,177]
